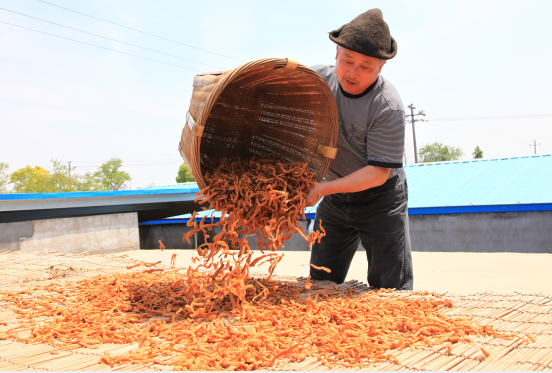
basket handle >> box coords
[303,139,337,159]
[186,111,204,137]
[283,58,298,71]
[316,143,338,159]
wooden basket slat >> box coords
[237,71,306,90]
[249,133,325,173]
[192,70,228,88]
[224,65,276,84]
[259,101,328,133]
[260,95,325,117]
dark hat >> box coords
[329,9,397,60]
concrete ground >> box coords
[127,249,552,296]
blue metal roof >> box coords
[3,155,551,224]
[404,154,552,211]
[142,154,552,224]
[0,182,201,224]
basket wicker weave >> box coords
[178,58,339,189]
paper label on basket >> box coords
[186,111,195,132]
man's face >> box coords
[335,46,386,95]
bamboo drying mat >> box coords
[0,250,550,371]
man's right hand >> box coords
[305,182,325,207]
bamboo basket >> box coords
[178,58,339,189]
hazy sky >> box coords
[1,0,551,189]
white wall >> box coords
[1,213,139,255]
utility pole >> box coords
[68,161,76,177]
[407,104,426,163]
[529,140,541,154]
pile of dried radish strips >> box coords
[0,156,529,370]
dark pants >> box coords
[309,176,413,290]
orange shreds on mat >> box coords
[304,275,312,291]
[0,156,531,371]
[159,240,165,251]
[0,272,528,370]
[481,347,490,357]
[126,260,161,270]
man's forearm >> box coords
[304,165,391,206]
[319,165,390,196]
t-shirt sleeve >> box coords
[365,109,405,168]
[309,65,334,85]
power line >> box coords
[425,113,551,146]
[423,122,552,152]
[76,161,181,165]
[37,0,244,63]
[0,20,204,72]
[428,113,552,122]
[424,115,545,146]
[76,163,181,168]
[424,122,525,146]
[72,159,183,168]
[122,161,182,166]
[0,7,223,69]
[73,158,181,163]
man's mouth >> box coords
[344,77,357,85]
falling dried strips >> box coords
[170,253,177,268]
[310,263,331,273]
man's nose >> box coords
[347,66,359,79]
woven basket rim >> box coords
[188,58,338,190]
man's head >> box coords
[329,9,396,94]
[335,46,385,95]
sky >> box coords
[1,0,551,189]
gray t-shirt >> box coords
[312,65,406,182]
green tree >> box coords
[0,162,9,193]
[10,165,51,193]
[176,162,195,183]
[7,159,132,193]
[76,172,103,191]
[472,146,484,159]
[418,142,463,163]
[92,158,131,191]
[46,159,79,192]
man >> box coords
[306,9,413,290]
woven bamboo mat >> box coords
[0,250,551,371]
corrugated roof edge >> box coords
[409,202,552,215]
[139,212,318,226]
[0,183,200,201]
[404,153,552,168]
[140,202,552,225]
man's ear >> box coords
[335,45,339,61]
[378,60,387,73]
